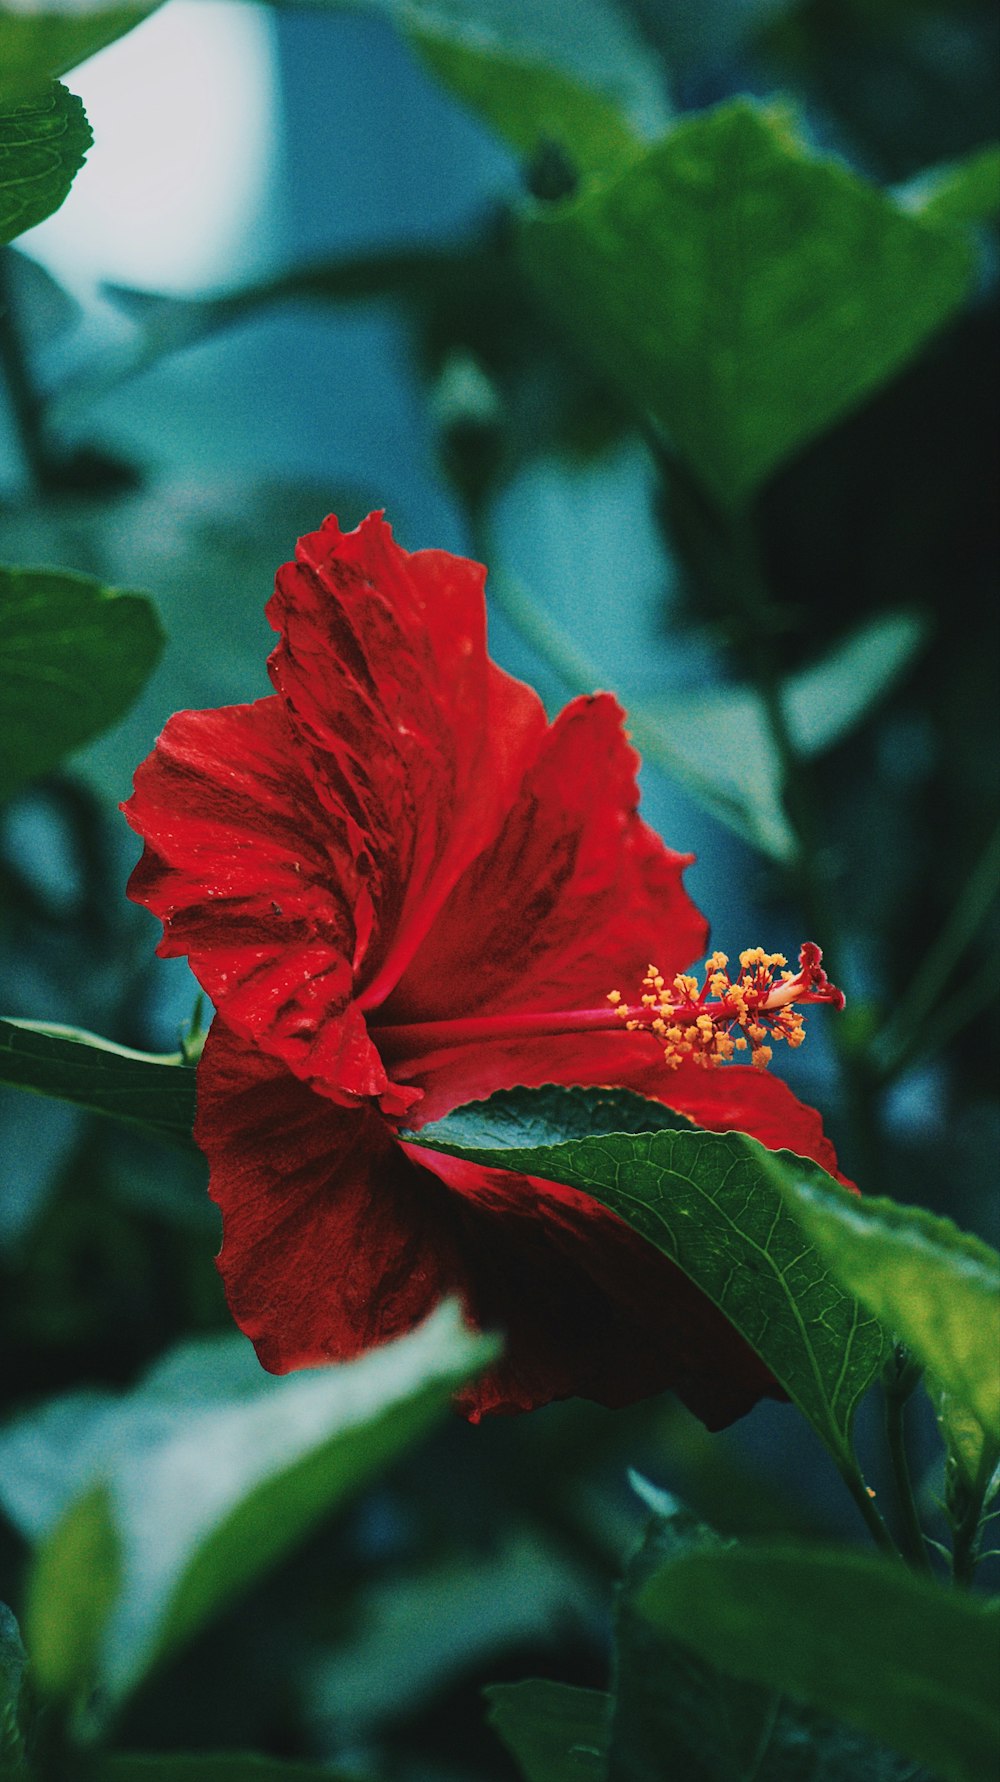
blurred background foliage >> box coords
[0,0,997,1775]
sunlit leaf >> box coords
[0,3,159,107]
[409,1086,891,1466]
[896,142,1000,228]
[780,1174,1000,1442]
[639,1543,1000,1782]
[0,1020,197,1147]
[0,565,163,801]
[521,100,973,509]
[0,1305,497,1709]
[24,1484,120,1705]
[486,1680,609,1782]
[0,83,91,245]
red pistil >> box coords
[371,943,843,1075]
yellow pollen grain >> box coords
[607,990,622,1005]
[752,1045,773,1070]
[652,1018,667,1036]
[734,1036,747,1049]
[673,973,699,998]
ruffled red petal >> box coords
[376,692,707,1030]
[122,698,408,1109]
[198,1021,776,1427]
[267,513,547,1005]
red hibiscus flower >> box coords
[123,513,846,1428]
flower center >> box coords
[370,942,843,1074]
[608,942,845,1072]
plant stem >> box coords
[838,1460,898,1556]
[884,1387,932,1572]
[0,247,50,489]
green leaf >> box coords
[0,82,92,245]
[0,4,159,107]
[0,1020,197,1148]
[520,99,973,510]
[0,1603,28,1774]
[638,1543,1000,1782]
[631,611,927,862]
[0,1306,498,1709]
[0,566,163,801]
[779,1175,1000,1443]
[409,1087,891,1466]
[486,1680,610,1782]
[98,1759,365,1782]
[24,1484,120,1705]
[896,142,1000,228]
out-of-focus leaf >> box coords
[486,1680,609,1782]
[409,1087,890,1468]
[0,1602,28,1773]
[0,1020,196,1148]
[632,611,927,861]
[521,99,973,509]
[0,83,91,245]
[639,1543,1000,1782]
[0,565,163,801]
[0,3,159,106]
[0,1306,497,1708]
[24,1484,119,1704]
[99,1759,365,1782]
[896,143,1000,228]
[934,1390,1000,1503]
[781,1175,1000,1442]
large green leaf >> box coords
[521,99,973,509]
[408,1087,890,1466]
[0,83,91,245]
[0,565,163,801]
[3,1306,497,1708]
[24,1485,120,1705]
[486,1680,610,1782]
[896,142,1000,228]
[0,1020,197,1148]
[632,611,927,862]
[780,1175,1000,1442]
[0,4,159,107]
[639,1543,1000,1782]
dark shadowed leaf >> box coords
[0,1020,197,1148]
[99,1758,366,1782]
[0,566,163,800]
[639,1543,1000,1782]
[0,1602,28,1773]
[408,1086,890,1467]
[0,82,91,244]
[521,100,973,509]
[780,1174,1000,1442]
[0,4,158,107]
[486,1680,610,1782]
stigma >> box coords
[607,942,845,1072]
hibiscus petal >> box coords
[122,698,400,1106]
[267,513,548,1003]
[199,1020,779,1428]
[376,692,708,1031]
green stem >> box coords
[838,1460,898,1557]
[875,815,1000,1080]
[884,1387,932,1573]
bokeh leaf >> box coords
[896,142,1000,228]
[99,1758,365,1781]
[409,1086,891,1467]
[0,82,91,245]
[0,1603,28,1774]
[0,1020,197,1148]
[638,1543,1000,1782]
[24,1484,120,1705]
[632,611,927,861]
[780,1175,1000,1441]
[0,1305,498,1708]
[521,99,973,509]
[0,4,159,107]
[486,1679,610,1782]
[0,565,163,801]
